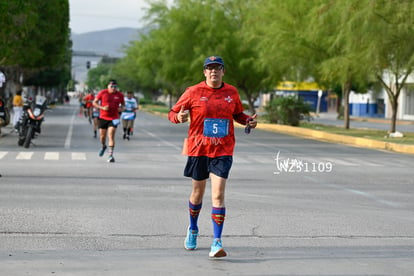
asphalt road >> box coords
[0,102,413,276]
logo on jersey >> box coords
[200,96,209,102]
[224,96,233,103]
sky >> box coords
[69,0,151,34]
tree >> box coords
[0,0,70,99]
[257,0,414,132]
[0,1,36,97]
[307,1,374,129]
[251,0,373,129]
[346,0,414,133]
[119,0,271,112]
[87,57,120,91]
[113,37,165,101]
[250,0,319,82]
[0,1,37,66]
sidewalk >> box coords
[311,112,414,133]
[257,112,414,155]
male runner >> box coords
[93,79,125,163]
[168,56,257,258]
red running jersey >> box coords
[95,89,125,120]
[83,93,94,108]
[169,81,250,158]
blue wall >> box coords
[298,91,328,112]
[350,103,384,117]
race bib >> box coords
[121,112,135,120]
[203,118,229,138]
[112,119,120,126]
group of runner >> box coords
[79,83,138,162]
[81,56,257,258]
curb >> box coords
[257,123,414,155]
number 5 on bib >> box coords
[203,118,229,138]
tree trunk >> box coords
[247,97,256,114]
[169,91,173,109]
[343,81,351,129]
[377,75,403,134]
[390,97,398,133]
[336,94,342,114]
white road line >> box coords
[72,152,86,160]
[345,188,400,208]
[64,108,77,149]
[233,158,250,164]
[0,151,7,159]
[305,176,400,208]
[16,152,34,160]
[248,156,272,164]
[323,158,359,166]
[142,129,182,151]
[45,152,59,160]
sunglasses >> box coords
[204,65,224,71]
[109,85,117,88]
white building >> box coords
[381,71,414,121]
[347,70,414,121]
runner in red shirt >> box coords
[168,56,257,258]
[83,90,95,125]
[93,79,125,163]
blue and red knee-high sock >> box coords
[189,201,202,231]
[211,207,226,239]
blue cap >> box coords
[204,56,224,67]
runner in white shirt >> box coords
[121,91,138,140]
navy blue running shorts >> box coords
[98,118,119,129]
[184,156,233,181]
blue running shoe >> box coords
[209,239,227,258]
[184,227,198,250]
[99,145,107,157]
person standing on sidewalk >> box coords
[0,95,10,136]
[12,90,24,130]
[93,80,125,163]
[168,56,257,258]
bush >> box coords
[139,98,166,106]
[265,96,311,126]
[138,98,152,105]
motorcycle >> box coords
[17,95,48,148]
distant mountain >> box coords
[71,27,142,57]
